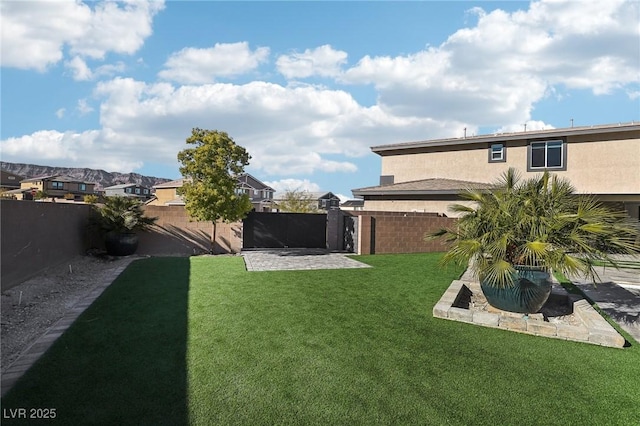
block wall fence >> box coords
[1,200,455,290]
[0,201,240,291]
[138,205,242,256]
[1,200,97,291]
[342,210,456,255]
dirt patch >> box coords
[1,255,134,372]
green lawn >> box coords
[2,253,639,425]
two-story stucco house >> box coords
[19,175,96,201]
[237,173,276,212]
[104,183,153,200]
[309,192,341,211]
[0,170,24,191]
[352,122,640,220]
[273,191,341,212]
[0,170,26,199]
[147,173,276,212]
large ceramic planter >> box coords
[105,232,139,256]
[480,266,552,314]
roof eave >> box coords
[352,189,466,196]
[371,123,640,154]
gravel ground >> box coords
[1,255,134,372]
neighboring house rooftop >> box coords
[103,183,141,190]
[307,191,339,199]
[340,199,364,208]
[21,174,94,184]
[371,122,640,154]
[353,178,492,197]
[1,170,24,189]
[238,173,275,192]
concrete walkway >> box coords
[571,265,640,344]
[241,248,371,272]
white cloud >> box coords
[158,42,270,84]
[3,76,466,176]
[70,0,165,60]
[4,0,637,183]
[65,57,126,81]
[65,56,93,81]
[277,45,348,79]
[495,120,555,134]
[334,193,350,203]
[0,130,142,172]
[340,0,639,128]
[263,180,350,202]
[1,0,164,71]
[55,108,66,119]
[77,99,94,116]
[264,179,321,194]
[91,78,369,175]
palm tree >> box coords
[430,168,640,290]
[92,196,157,256]
[94,196,157,234]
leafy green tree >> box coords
[276,189,319,213]
[177,128,252,253]
[84,194,99,204]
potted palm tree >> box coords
[429,168,640,313]
[93,196,157,256]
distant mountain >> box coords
[0,162,172,191]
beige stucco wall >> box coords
[20,181,43,191]
[148,187,179,206]
[363,199,476,217]
[381,132,640,195]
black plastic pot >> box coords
[105,232,139,256]
[480,266,552,314]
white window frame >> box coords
[489,143,505,162]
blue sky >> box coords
[2,0,639,200]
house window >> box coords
[528,140,565,170]
[143,189,149,195]
[126,188,132,193]
[79,183,86,191]
[52,181,64,189]
[135,188,141,194]
[489,143,505,162]
[8,176,15,180]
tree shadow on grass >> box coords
[1,258,190,426]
